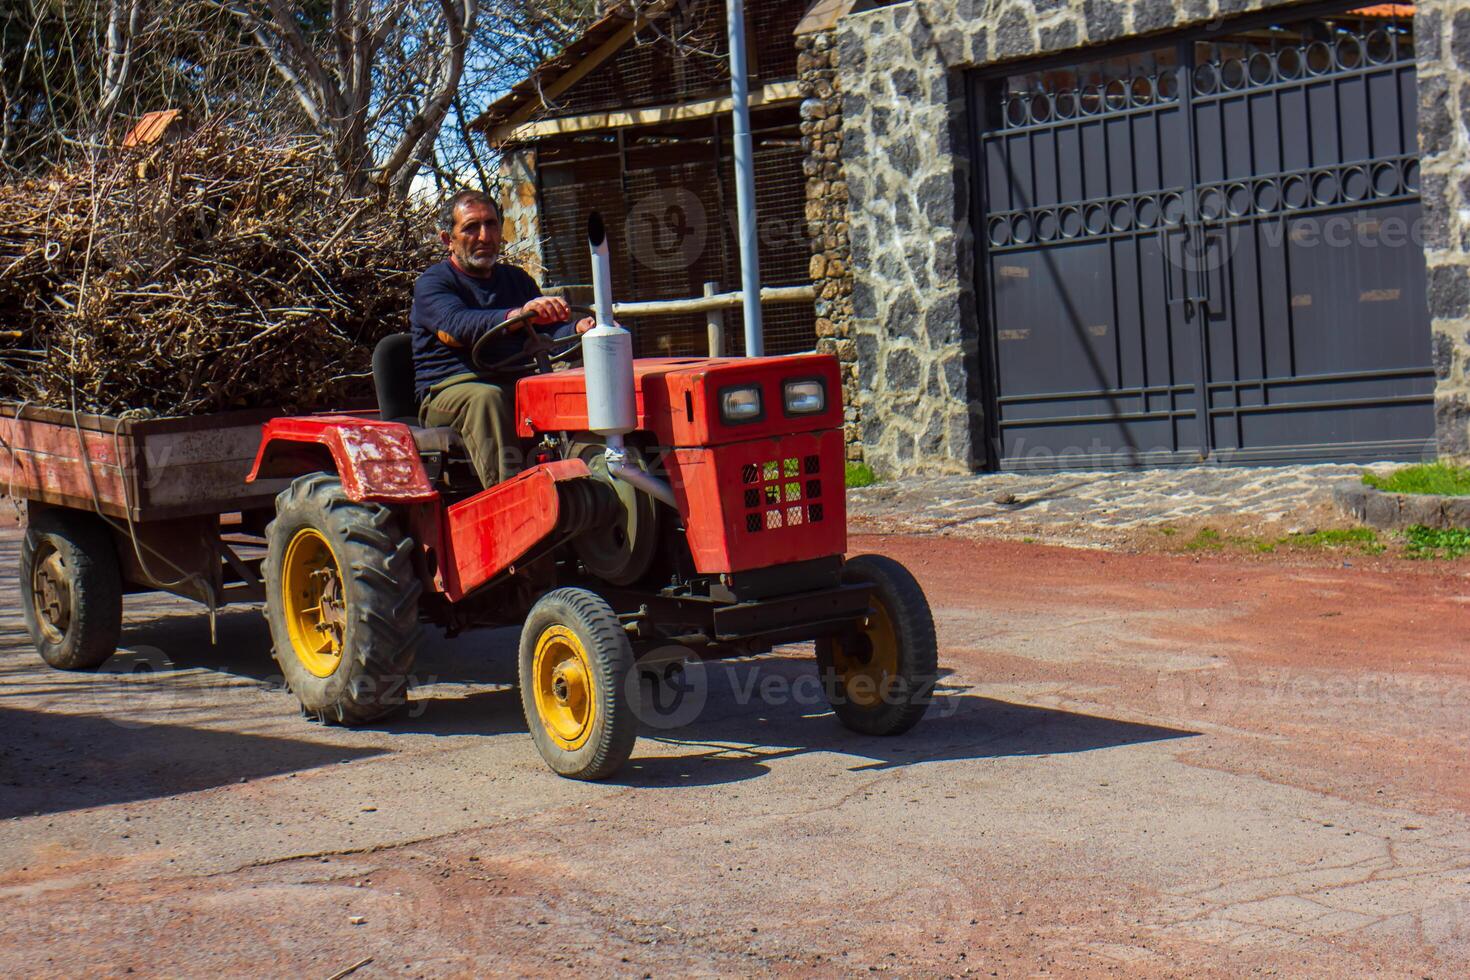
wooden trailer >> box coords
[0,403,287,668]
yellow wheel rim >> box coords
[532,625,597,751]
[281,528,346,678]
[832,598,901,708]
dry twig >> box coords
[0,124,439,416]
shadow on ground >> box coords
[607,656,1197,788]
[0,705,384,819]
[6,603,1194,794]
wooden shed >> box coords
[474,0,816,357]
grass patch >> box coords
[1402,525,1470,560]
[846,461,879,488]
[1362,463,1470,496]
[1183,528,1226,551]
[1283,528,1383,551]
[1177,525,1385,556]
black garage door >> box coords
[971,4,1435,470]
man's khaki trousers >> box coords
[419,376,516,487]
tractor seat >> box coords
[372,333,463,455]
[405,425,461,454]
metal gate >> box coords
[971,4,1435,470]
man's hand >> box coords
[575,317,596,334]
[506,296,571,330]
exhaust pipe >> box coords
[583,213,678,511]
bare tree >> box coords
[2,0,289,171]
[412,0,596,198]
[98,0,144,115]
[3,0,598,192]
[218,0,478,196]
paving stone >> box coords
[849,463,1369,535]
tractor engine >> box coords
[515,213,848,590]
[516,353,848,583]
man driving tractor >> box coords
[412,189,595,487]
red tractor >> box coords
[11,217,937,781]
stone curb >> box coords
[1334,486,1470,530]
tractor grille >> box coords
[741,453,824,534]
[670,428,845,574]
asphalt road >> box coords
[1,527,1467,977]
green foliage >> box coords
[1402,525,1470,560]
[1362,463,1470,497]
[1177,525,1384,555]
[1284,528,1382,550]
[845,462,879,488]
[1183,527,1225,551]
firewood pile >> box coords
[0,126,441,417]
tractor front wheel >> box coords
[817,554,938,736]
[263,474,422,725]
[518,588,639,780]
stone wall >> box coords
[1419,2,1470,460]
[496,148,545,282]
[803,0,1470,474]
[797,31,864,461]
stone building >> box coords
[489,0,1469,475]
[800,0,1469,474]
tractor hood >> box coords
[515,353,843,448]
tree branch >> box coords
[99,0,143,117]
[380,0,470,195]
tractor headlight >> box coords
[783,379,826,415]
[719,385,763,423]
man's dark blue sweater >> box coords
[410,259,571,401]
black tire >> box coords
[263,473,421,725]
[20,508,123,670]
[816,554,938,736]
[518,588,639,780]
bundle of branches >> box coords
[0,124,440,417]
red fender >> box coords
[247,416,437,503]
[437,458,590,600]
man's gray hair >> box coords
[438,190,499,233]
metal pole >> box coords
[588,212,614,327]
[704,280,725,356]
[725,0,763,357]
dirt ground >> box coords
[1,525,1468,978]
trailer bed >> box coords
[0,403,288,522]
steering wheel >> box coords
[471,304,597,376]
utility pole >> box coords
[725,0,764,357]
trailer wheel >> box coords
[21,509,123,670]
[817,554,938,736]
[518,588,639,780]
[264,474,421,725]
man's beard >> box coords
[460,249,497,274]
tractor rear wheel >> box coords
[518,588,639,780]
[816,554,938,736]
[20,508,123,670]
[263,473,421,725]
